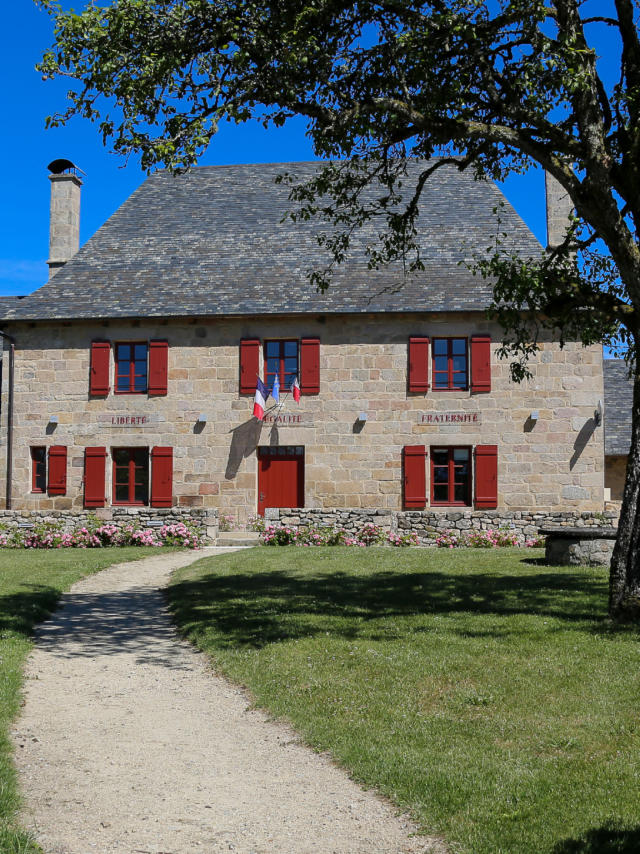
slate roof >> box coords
[1,160,542,322]
[604,359,633,456]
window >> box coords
[31,447,46,493]
[432,338,468,390]
[115,343,148,393]
[431,447,471,505]
[264,340,299,394]
[112,448,149,505]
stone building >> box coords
[0,160,606,532]
[603,359,633,502]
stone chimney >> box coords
[545,170,573,250]
[47,159,83,278]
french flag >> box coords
[291,376,301,403]
[253,377,268,420]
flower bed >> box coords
[262,523,419,548]
[0,518,201,550]
[435,529,544,549]
[261,523,543,549]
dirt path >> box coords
[13,548,444,854]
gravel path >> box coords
[13,549,445,854]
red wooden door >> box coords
[258,446,304,515]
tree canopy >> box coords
[38,0,640,616]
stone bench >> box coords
[539,526,618,567]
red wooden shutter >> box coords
[151,447,173,507]
[47,446,67,495]
[240,339,260,394]
[90,341,111,396]
[148,340,168,395]
[471,335,491,393]
[474,445,498,509]
[403,445,427,509]
[408,336,429,392]
[300,337,320,394]
[84,447,107,508]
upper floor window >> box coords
[432,338,468,390]
[115,343,148,394]
[264,340,299,394]
[31,446,46,493]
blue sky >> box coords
[0,2,615,299]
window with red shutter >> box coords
[151,447,173,507]
[84,447,107,508]
[432,338,468,390]
[240,339,260,394]
[114,342,148,393]
[264,340,299,394]
[470,335,492,393]
[148,340,169,395]
[113,448,149,505]
[403,445,427,508]
[90,341,111,396]
[31,447,46,493]
[47,446,67,496]
[408,337,429,392]
[300,337,320,394]
[474,445,498,508]
[431,447,471,505]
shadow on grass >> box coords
[0,584,60,638]
[553,822,640,853]
[169,563,634,649]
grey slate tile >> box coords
[604,359,633,456]
[2,160,542,322]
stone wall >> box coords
[0,507,218,541]
[0,313,605,519]
[272,508,618,545]
[544,529,616,567]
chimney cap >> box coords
[47,158,85,177]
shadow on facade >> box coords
[225,418,263,479]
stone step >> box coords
[215,531,261,547]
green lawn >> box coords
[169,547,640,854]
[0,548,165,854]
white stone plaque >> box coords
[417,412,482,426]
[263,412,313,428]
[98,414,162,428]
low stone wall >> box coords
[0,507,219,542]
[541,526,617,567]
[268,508,618,546]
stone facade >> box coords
[0,312,605,520]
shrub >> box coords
[262,525,301,546]
[387,531,420,547]
[357,522,385,546]
[219,514,235,532]
[159,521,201,549]
[436,531,461,548]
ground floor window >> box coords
[431,446,471,506]
[112,447,149,505]
[31,446,46,493]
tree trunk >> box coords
[609,363,640,619]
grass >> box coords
[168,547,640,854]
[0,547,166,853]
